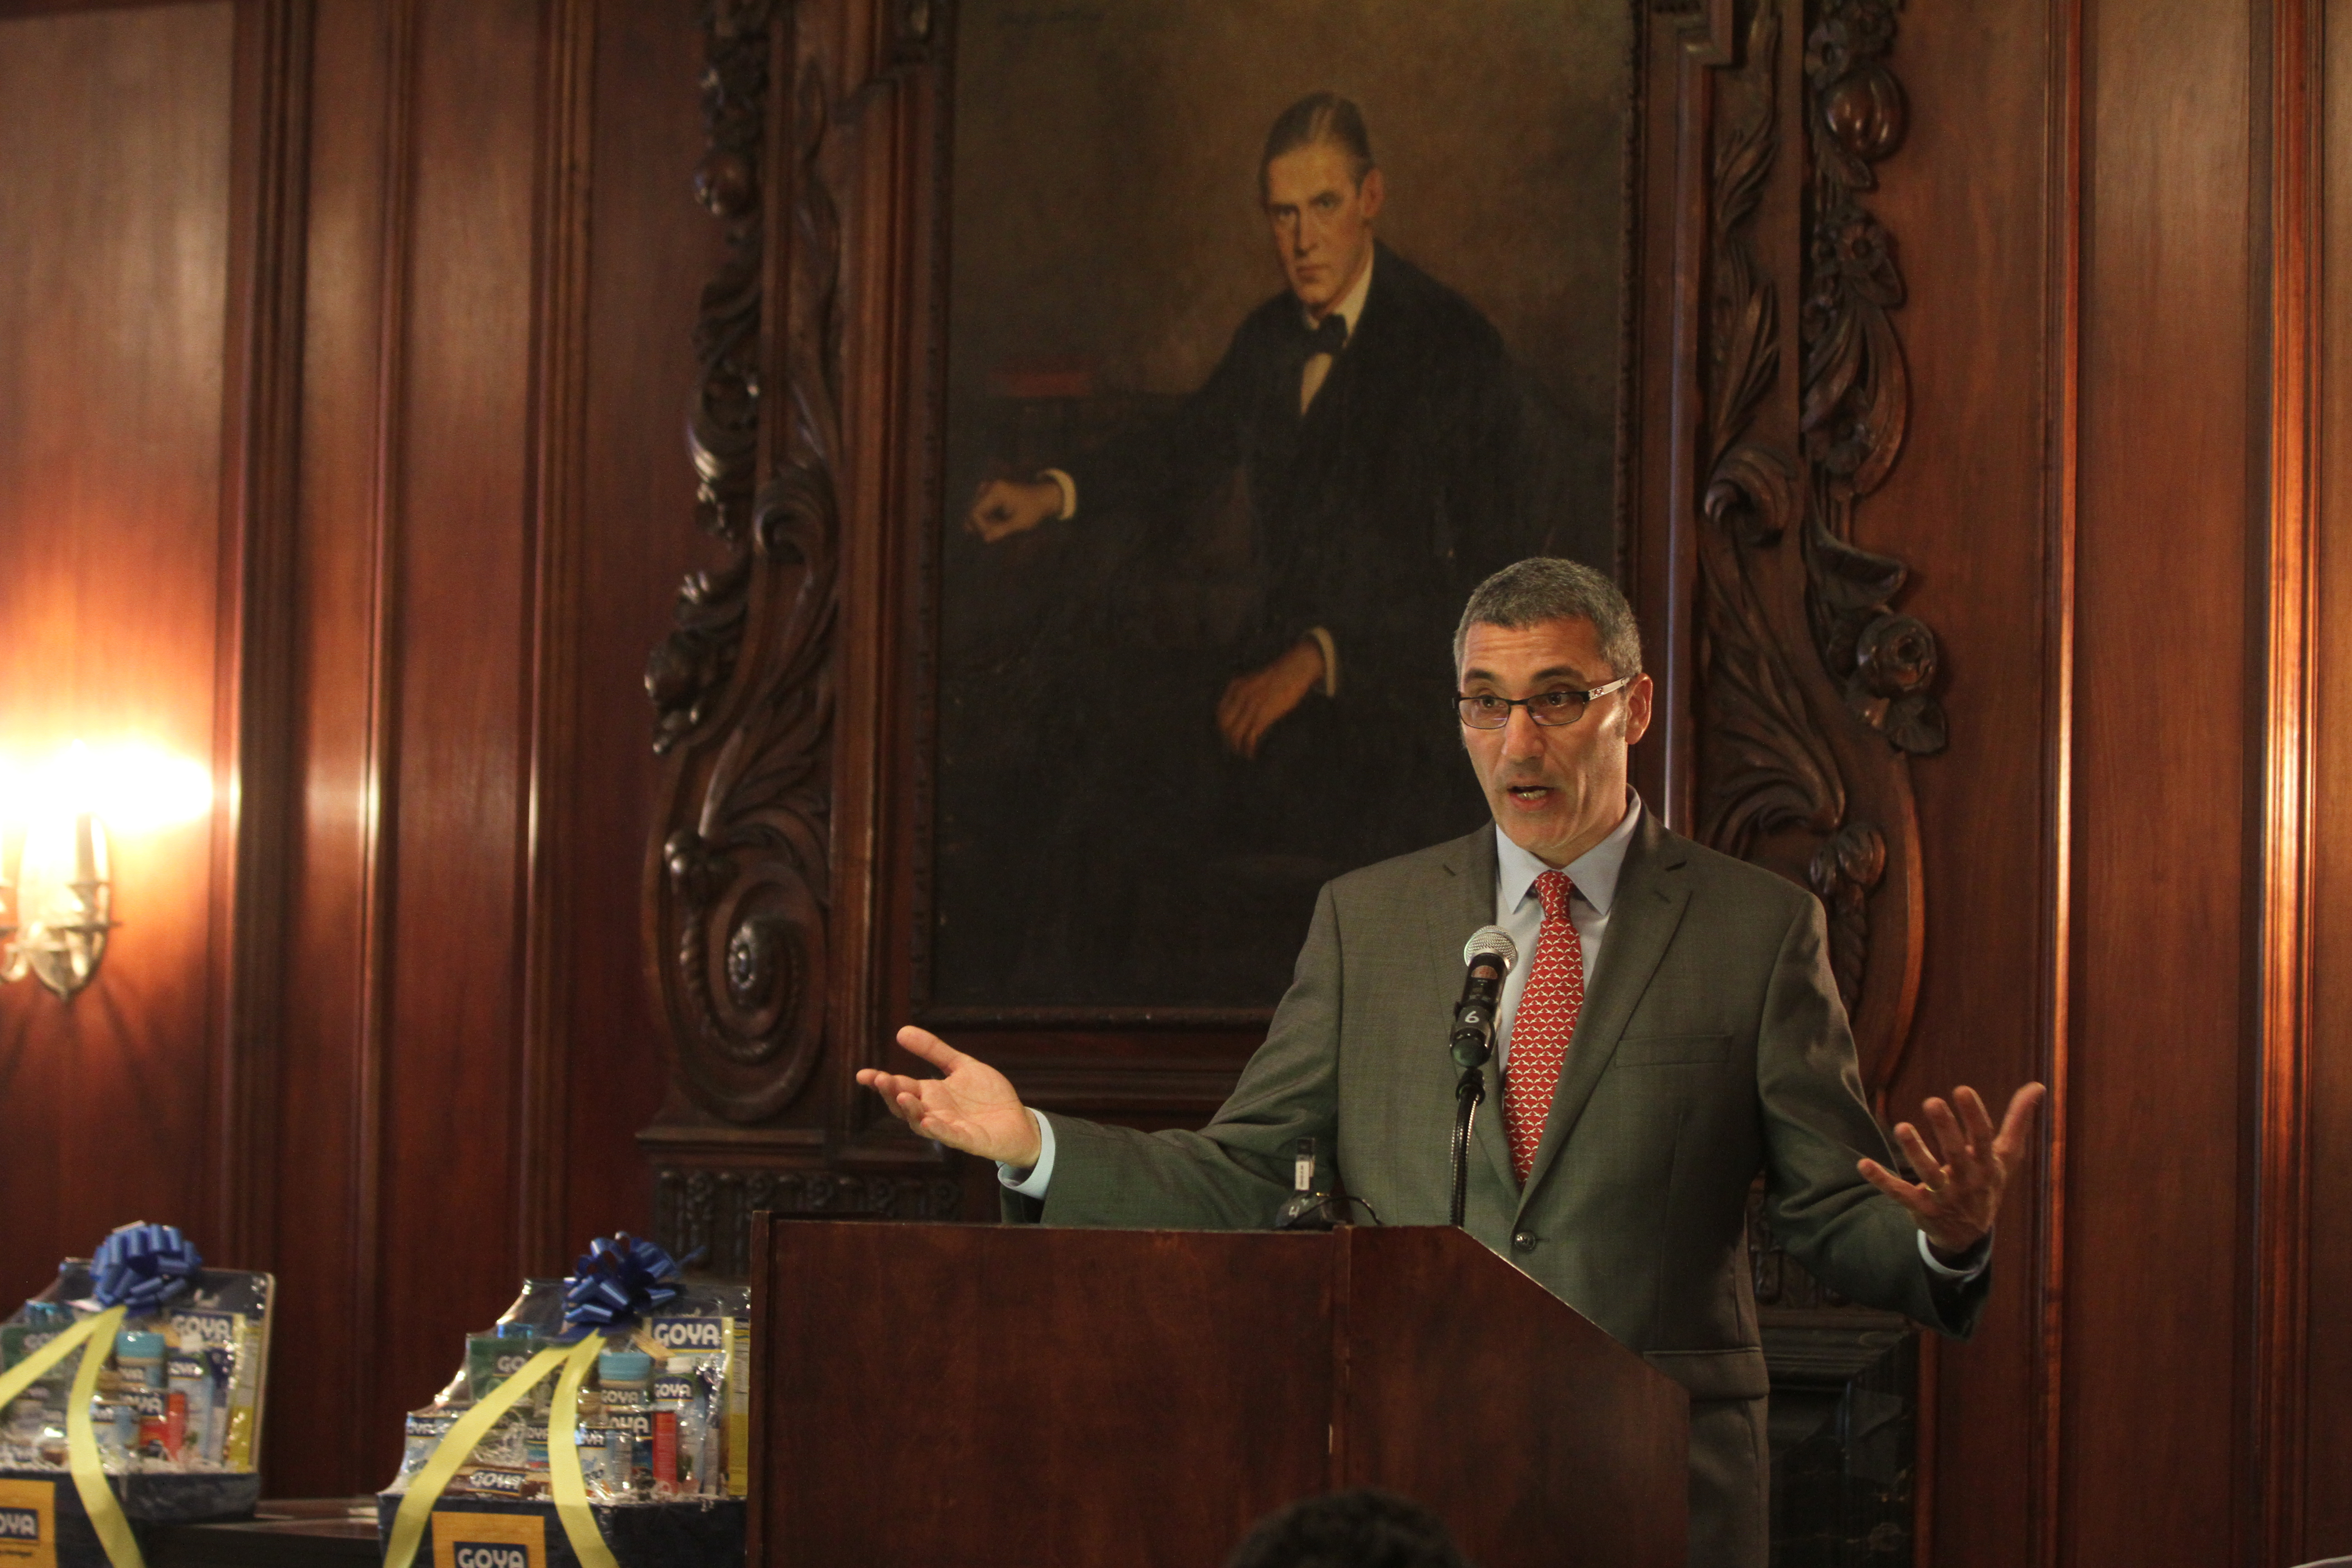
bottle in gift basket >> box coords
[651,1358,698,1494]
[93,1396,135,1465]
[167,1353,215,1463]
[113,1329,177,1460]
[596,1350,654,1498]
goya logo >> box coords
[169,1312,235,1350]
[607,1412,652,1440]
[0,1480,54,1568]
[465,1469,524,1495]
[453,1547,527,1568]
[431,1508,537,1568]
[491,1352,532,1377]
[124,1388,168,1419]
[652,1377,694,1403]
[648,1317,722,1351]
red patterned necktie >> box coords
[1503,870,1586,1184]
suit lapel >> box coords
[1514,813,1691,1213]
[1426,828,1519,1197]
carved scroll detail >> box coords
[649,0,773,754]
[1692,6,1872,943]
[1691,0,1923,1029]
[1800,0,1943,755]
[647,5,844,1124]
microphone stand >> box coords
[1446,936,1511,1230]
[1449,1057,1485,1229]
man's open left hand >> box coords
[1857,1081,2045,1259]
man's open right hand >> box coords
[856,1026,1044,1168]
[965,477,1062,542]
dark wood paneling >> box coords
[556,0,720,1256]
[0,0,236,1292]
[1858,0,2058,1562]
[2258,2,2318,1563]
[260,0,711,1497]
[211,0,313,1284]
[2299,0,2352,1555]
[272,0,398,1499]
[371,0,543,1470]
[2065,2,2257,1564]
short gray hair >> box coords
[1452,557,1643,678]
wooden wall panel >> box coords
[1862,1,2057,1560]
[270,0,397,1501]
[2300,0,2352,1555]
[2065,0,2257,1563]
[369,0,542,1457]
[554,0,718,1258]
[0,0,235,1299]
[266,0,698,1494]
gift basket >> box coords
[379,1235,746,1568]
[0,1223,274,1568]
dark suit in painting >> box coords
[1064,243,1558,871]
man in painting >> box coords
[864,557,2046,1566]
[967,92,1553,877]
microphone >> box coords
[1450,926,1519,1069]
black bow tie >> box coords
[1304,313,1348,355]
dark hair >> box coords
[1261,93,1375,188]
[1453,556,1643,679]
[1226,1490,1471,1568]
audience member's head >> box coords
[1226,1490,1471,1568]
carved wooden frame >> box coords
[638,0,1944,1241]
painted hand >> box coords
[965,477,1062,542]
[855,1026,1043,1168]
[1858,1082,2045,1258]
[1215,637,1327,758]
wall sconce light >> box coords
[0,740,211,1001]
[3,806,113,998]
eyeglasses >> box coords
[1453,676,1632,730]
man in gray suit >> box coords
[862,558,2043,1565]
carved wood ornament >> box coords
[647,0,840,1126]
[1684,0,1936,1098]
[639,0,1946,1256]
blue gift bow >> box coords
[85,1222,204,1313]
[559,1234,701,1334]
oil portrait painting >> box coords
[928,0,1633,1010]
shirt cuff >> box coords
[1040,468,1078,520]
[1305,626,1339,697]
[996,1109,1056,1199]
[1917,1228,1991,1282]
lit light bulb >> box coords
[10,740,214,834]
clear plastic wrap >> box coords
[0,1259,272,1483]
[381,1276,749,1506]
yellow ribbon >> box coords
[382,1345,567,1568]
[0,1307,146,1568]
[63,1306,143,1568]
[546,1337,620,1568]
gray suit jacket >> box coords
[1022,814,1986,1405]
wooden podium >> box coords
[748,1220,1688,1567]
